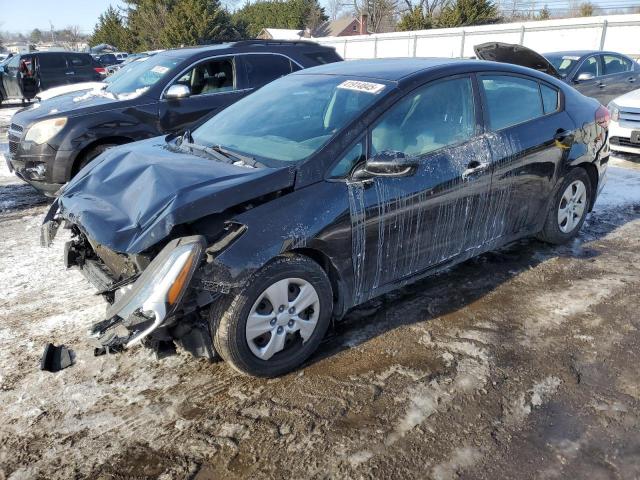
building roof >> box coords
[260,28,305,40]
[313,18,357,37]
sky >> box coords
[0,0,126,35]
[0,0,634,36]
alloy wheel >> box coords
[245,278,320,360]
[557,179,587,233]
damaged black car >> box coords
[42,58,609,377]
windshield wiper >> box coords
[176,129,193,146]
[179,141,229,163]
[211,144,262,167]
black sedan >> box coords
[7,40,341,195]
[474,43,640,105]
[43,58,610,377]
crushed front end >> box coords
[41,203,222,360]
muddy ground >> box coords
[1,101,640,480]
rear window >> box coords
[244,54,294,88]
[540,84,559,114]
[38,54,67,69]
[67,53,91,67]
[481,75,544,130]
[603,54,632,75]
[304,50,342,65]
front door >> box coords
[158,56,246,134]
[478,73,571,240]
[572,54,603,102]
[348,75,493,303]
[3,55,21,98]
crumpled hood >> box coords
[474,42,561,78]
[57,137,296,254]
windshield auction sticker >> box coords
[337,80,386,94]
[151,65,170,74]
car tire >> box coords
[77,143,118,174]
[537,167,592,245]
[209,254,333,377]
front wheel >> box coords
[538,168,592,244]
[210,254,333,377]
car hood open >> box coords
[56,138,296,254]
[474,42,561,78]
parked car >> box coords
[474,43,640,105]
[7,40,342,195]
[608,88,640,155]
[0,51,103,105]
[35,56,153,101]
[42,58,610,376]
[95,53,122,67]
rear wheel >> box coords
[210,254,333,377]
[538,168,592,244]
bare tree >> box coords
[352,0,399,33]
[327,0,344,20]
[67,25,83,50]
[399,0,448,17]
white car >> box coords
[609,89,640,155]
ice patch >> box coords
[432,446,483,480]
[595,166,640,209]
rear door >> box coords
[599,54,637,105]
[37,53,70,90]
[239,53,299,90]
[349,75,493,301]
[158,55,245,133]
[479,73,572,239]
[65,53,97,83]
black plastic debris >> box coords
[40,343,74,372]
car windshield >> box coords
[545,54,581,78]
[191,74,388,164]
[105,54,183,99]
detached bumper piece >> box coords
[40,343,74,372]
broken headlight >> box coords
[106,236,206,345]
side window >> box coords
[39,54,67,69]
[304,50,341,65]
[244,54,293,88]
[481,75,543,130]
[603,54,632,75]
[540,84,559,114]
[330,141,365,178]
[371,77,475,157]
[575,56,600,78]
[67,54,91,67]
[7,56,20,70]
[175,57,235,96]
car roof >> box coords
[293,58,465,81]
[159,40,331,58]
[544,50,631,57]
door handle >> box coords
[65,71,75,75]
[598,82,606,88]
[462,161,489,179]
[629,77,636,83]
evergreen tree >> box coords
[162,0,240,46]
[437,0,499,28]
[233,0,327,38]
[397,6,433,31]
[538,5,551,20]
[90,6,129,49]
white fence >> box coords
[314,14,640,60]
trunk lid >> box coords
[474,42,561,78]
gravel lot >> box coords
[1,102,640,479]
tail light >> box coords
[596,105,610,128]
[94,67,106,75]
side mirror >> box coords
[575,72,595,82]
[165,84,191,100]
[357,150,417,178]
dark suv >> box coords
[8,40,342,195]
[0,51,103,104]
